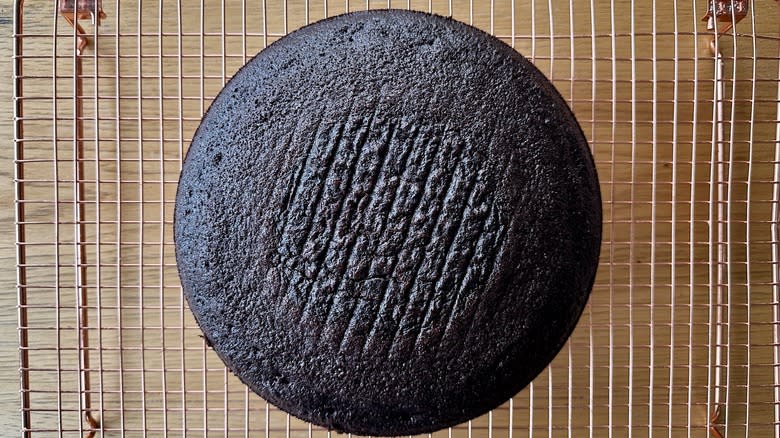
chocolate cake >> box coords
[175,9,601,436]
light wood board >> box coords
[4,0,780,436]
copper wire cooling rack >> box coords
[12,0,780,436]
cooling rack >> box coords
[13,0,780,436]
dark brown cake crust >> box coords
[175,9,601,436]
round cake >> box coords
[175,9,601,436]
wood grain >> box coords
[1,0,23,435]
[4,0,779,436]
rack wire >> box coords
[13,0,780,436]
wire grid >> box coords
[12,0,780,436]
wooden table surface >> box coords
[1,0,22,435]
[1,0,778,436]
